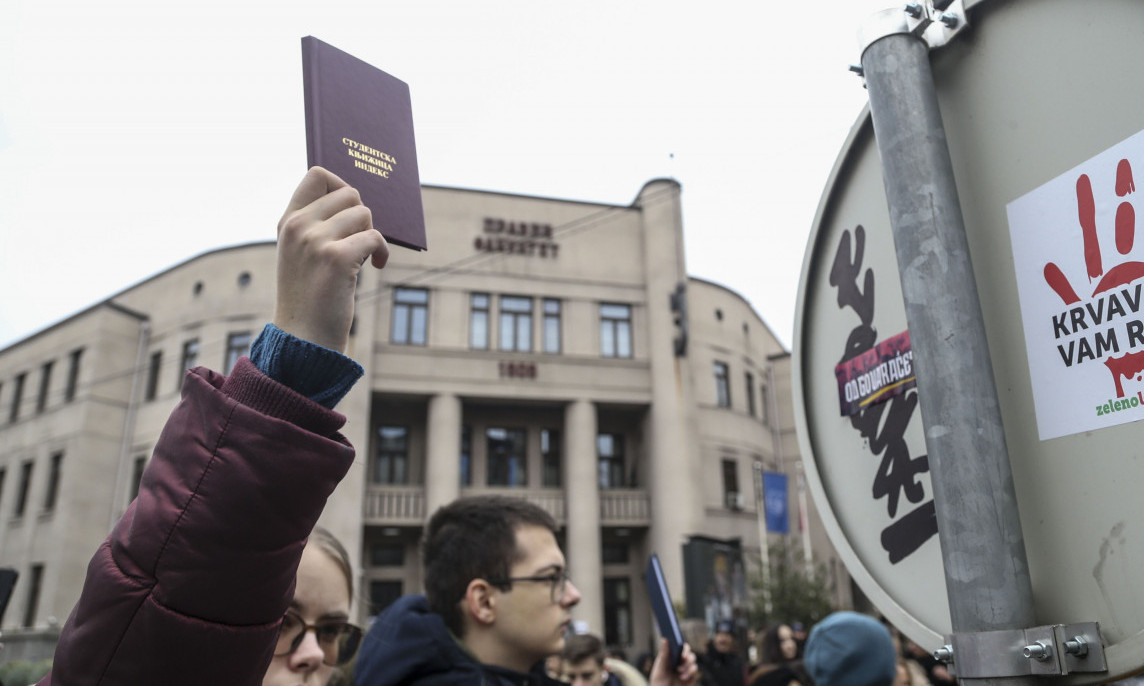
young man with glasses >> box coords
[356,495,698,685]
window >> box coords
[23,564,43,628]
[130,456,147,502]
[179,339,200,388]
[145,351,162,401]
[36,361,53,414]
[542,429,561,487]
[65,348,83,402]
[486,427,527,487]
[392,287,428,345]
[369,543,405,567]
[374,426,409,484]
[600,304,632,358]
[9,372,26,423]
[722,459,741,510]
[43,452,63,511]
[460,425,472,487]
[603,577,633,647]
[597,433,625,489]
[542,299,562,354]
[714,362,731,408]
[14,461,33,517]
[498,296,533,352]
[369,580,403,617]
[746,372,756,417]
[470,293,490,349]
[602,542,629,564]
[760,383,770,425]
[224,332,251,375]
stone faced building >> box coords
[0,179,851,658]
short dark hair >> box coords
[563,633,606,666]
[422,495,559,636]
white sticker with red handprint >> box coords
[1008,128,1144,440]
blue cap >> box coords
[804,612,896,686]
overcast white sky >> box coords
[0,0,893,351]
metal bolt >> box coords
[933,646,954,663]
[848,65,865,77]
[939,13,960,29]
[904,2,924,18]
[1064,637,1089,657]
[1024,641,1054,661]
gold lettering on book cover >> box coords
[342,137,397,179]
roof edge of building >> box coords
[2,241,275,353]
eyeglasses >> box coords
[485,571,571,604]
[275,609,363,666]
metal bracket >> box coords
[933,622,1107,678]
[899,0,970,49]
[854,0,970,82]
[919,0,968,49]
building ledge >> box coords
[363,486,650,527]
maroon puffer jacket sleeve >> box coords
[40,357,356,686]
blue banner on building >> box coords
[763,472,789,533]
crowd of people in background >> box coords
[542,611,958,686]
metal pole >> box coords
[859,10,1037,685]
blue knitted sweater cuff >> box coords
[249,323,363,409]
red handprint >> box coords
[1044,158,1143,397]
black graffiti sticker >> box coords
[829,225,938,564]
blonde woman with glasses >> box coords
[263,527,363,685]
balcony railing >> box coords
[599,489,650,525]
[363,485,424,524]
[468,488,566,522]
[363,486,651,527]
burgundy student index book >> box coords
[302,36,427,251]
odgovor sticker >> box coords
[1008,128,1144,440]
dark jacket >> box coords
[750,664,801,686]
[699,642,747,686]
[39,358,354,686]
[355,594,565,686]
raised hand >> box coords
[274,166,389,353]
[649,639,699,686]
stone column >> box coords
[425,393,461,517]
[564,398,603,633]
[318,263,379,626]
[636,179,699,601]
